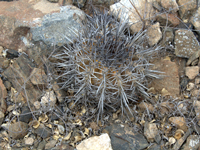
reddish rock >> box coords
[156,13,180,27]
[148,58,179,97]
[0,0,60,50]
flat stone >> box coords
[104,124,149,150]
[144,122,161,143]
[148,58,179,97]
[45,140,57,149]
[34,123,52,139]
[8,121,28,139]
[174,29,200,58]
[31,5,86,46]
[169,117,188,132]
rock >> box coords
[3,80,11,91]
[33,101,41,110]
[177,0,197,20]
[8,121,28,139]
[41,90,57,107]
[53,141,74,150]
[172,128,193,150]
[30,68,48,85]
[45,140,57,149]
[174,29,200,58]
[104,124,149,150]
[0,111,5,126]
[185,66,199,80]
[3,54,42,104]
[186,82,195,91]
[138,102,154,112]
[0,78,7,100]
[182,135,200,150]
[169,117,188,132]
[161,27,174,46]
[160,0,179,13]
[73,0,87,8]
[146,22,162,46]
[193,100,200,125]
[25,137,34,145]
[191,7,200,36]
[76,133,112,150]
[19,106,32,123]
[144,122,161,143]
[110,0,155,33]
[52,81,66,103]
[31,5,86,46]
[6,49,19,59]
[148,143,161,150]
[148,58,179,97]
[37,140,46,150]
[34,123,52,139]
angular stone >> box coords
[3,54,42,104]
[147,22,162,46]
[30,68,48,85]
[182,135,200,150]
[31,5,86,46]
[8,121,28,139]
[191,7,200,36]
[144,122,161,143]
[76,133,112,150]
[185,66,199,80]
[161,0,179,13]
[148,58,179,97]
[177,0,197,20]
[174,29,200,58]
[35,123,52,139]
[104,124,149,150]
[156,13,180,27]
[169,117,188,132]
[110,0,156,33]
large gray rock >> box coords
[31,5,86,46]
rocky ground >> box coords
[0,0,200,150]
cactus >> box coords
[52,9,163,121]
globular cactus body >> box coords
[52,9,162,120]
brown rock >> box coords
[0,78,7,100]
[0,0,60,50]
[3,54,42,104]
[178,0,197,20]
[156,13,180,27]
[185,66,199,80]
[8,121,28,139]
[148,58,179,97]
[146,22,162,46]
[144,122,160,143]
[138,102,154,112]
[161,0,179,13]
[169,117,188,132]
[30,68,48,85]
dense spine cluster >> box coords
[52,10,163,120]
